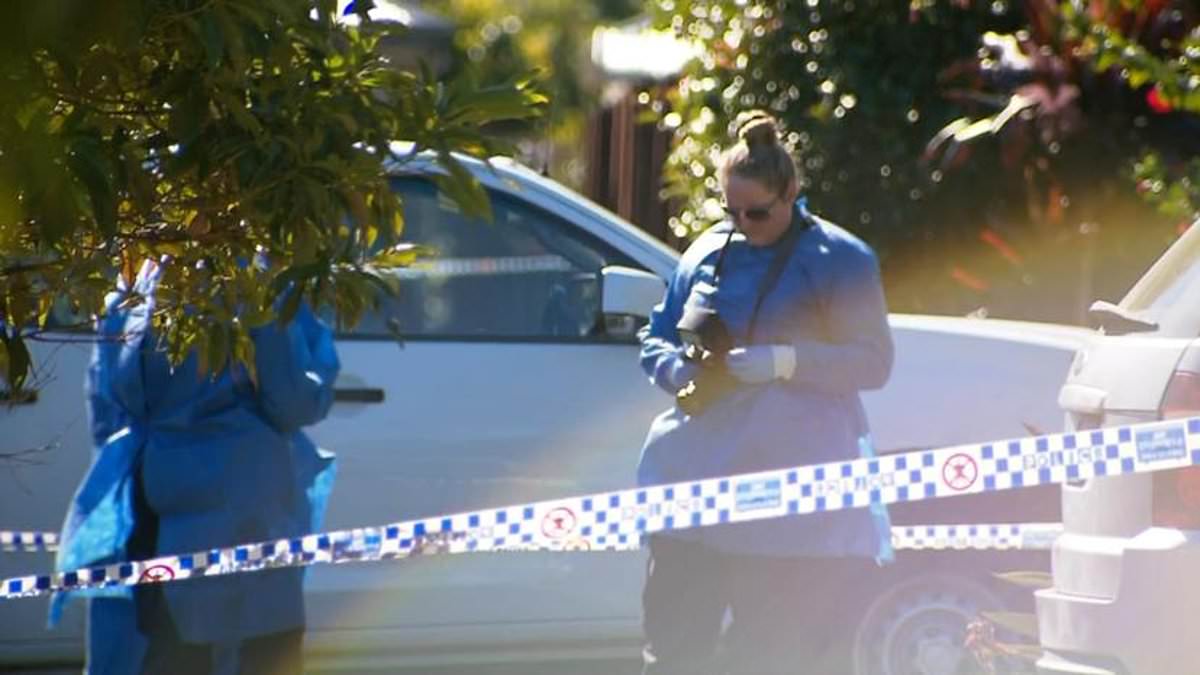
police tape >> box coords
[394,254,573,279]
[1,531,58,553]
[891,522,1062,551]
[4,414,1196,600]
[1,522,1064,556]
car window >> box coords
[345,177,643,341]
[1120,223,1200,337]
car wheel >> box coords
[852,574,1001,675]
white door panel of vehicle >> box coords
[0,339,92,661]
[862,318,1086,453]
[1055,336,1186,541]
[320,343,662,518]
[1060,336,1191,415]
[305,343,659,646]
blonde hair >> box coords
[717,110,799,197]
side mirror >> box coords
[600,266,666,339]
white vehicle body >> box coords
[1037,222,1200,675]
[1,154,1090,674]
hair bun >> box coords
[734,110,780,148]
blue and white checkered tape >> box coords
[1,531,58,553]
[0,522,1064,555]
[888,522,1061,551]
[3,415,1196,600]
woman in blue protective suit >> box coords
[637,111,895,675]
[53,259,339,675]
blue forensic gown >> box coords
[53,260,339,669]
[638,202,895,558]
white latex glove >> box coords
[725,345,797,384]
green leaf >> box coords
[316,0,337,23]
[293,221,320,265]
[355,265,401,298]
[169,87,210,143]
[433,153,492,222]
[270,263,322,299]
[15,97,53,131]
[205,323,229,377]
[217,91,264,136]
[1183,89,1200,114]
[36,294,55,330]
[389,205,404,240]
[278,284,306,325]
[213,6,246,72]
[68,138,117,237]
[200,11,225,70]
[442,71,549,126]
[233,328,258,386]
[371,242,431,268]
[178,328,205,369]
[333,270,366,329]
[23,139,82,246]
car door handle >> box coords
[0,389,38,405]
[333,387,385,404]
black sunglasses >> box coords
[722,196,782,222]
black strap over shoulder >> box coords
[711,225,737,285]
[748,221,802,342]
[711,206,812,342]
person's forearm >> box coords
[786,337,892,393]
[641,339,696,393]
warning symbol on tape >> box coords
[541,507,576,539]
[942,453,979,491]
[139,564,176,584]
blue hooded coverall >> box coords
[638,202,895,558]
[636,202,895,673]
[53,260,339,673]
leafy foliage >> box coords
[650,0,1197,320]
[1061,0,1200,222]
[0,0,546,389]
[417,0,641,186]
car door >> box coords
[302,176,672,663]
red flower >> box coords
[1147,86,1173,114]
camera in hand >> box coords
[675,305,738,415]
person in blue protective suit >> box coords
[53,258,339,675]
[637,110,895,675]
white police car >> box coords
[0,152,1090,674]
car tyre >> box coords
[852,573,1003,675]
